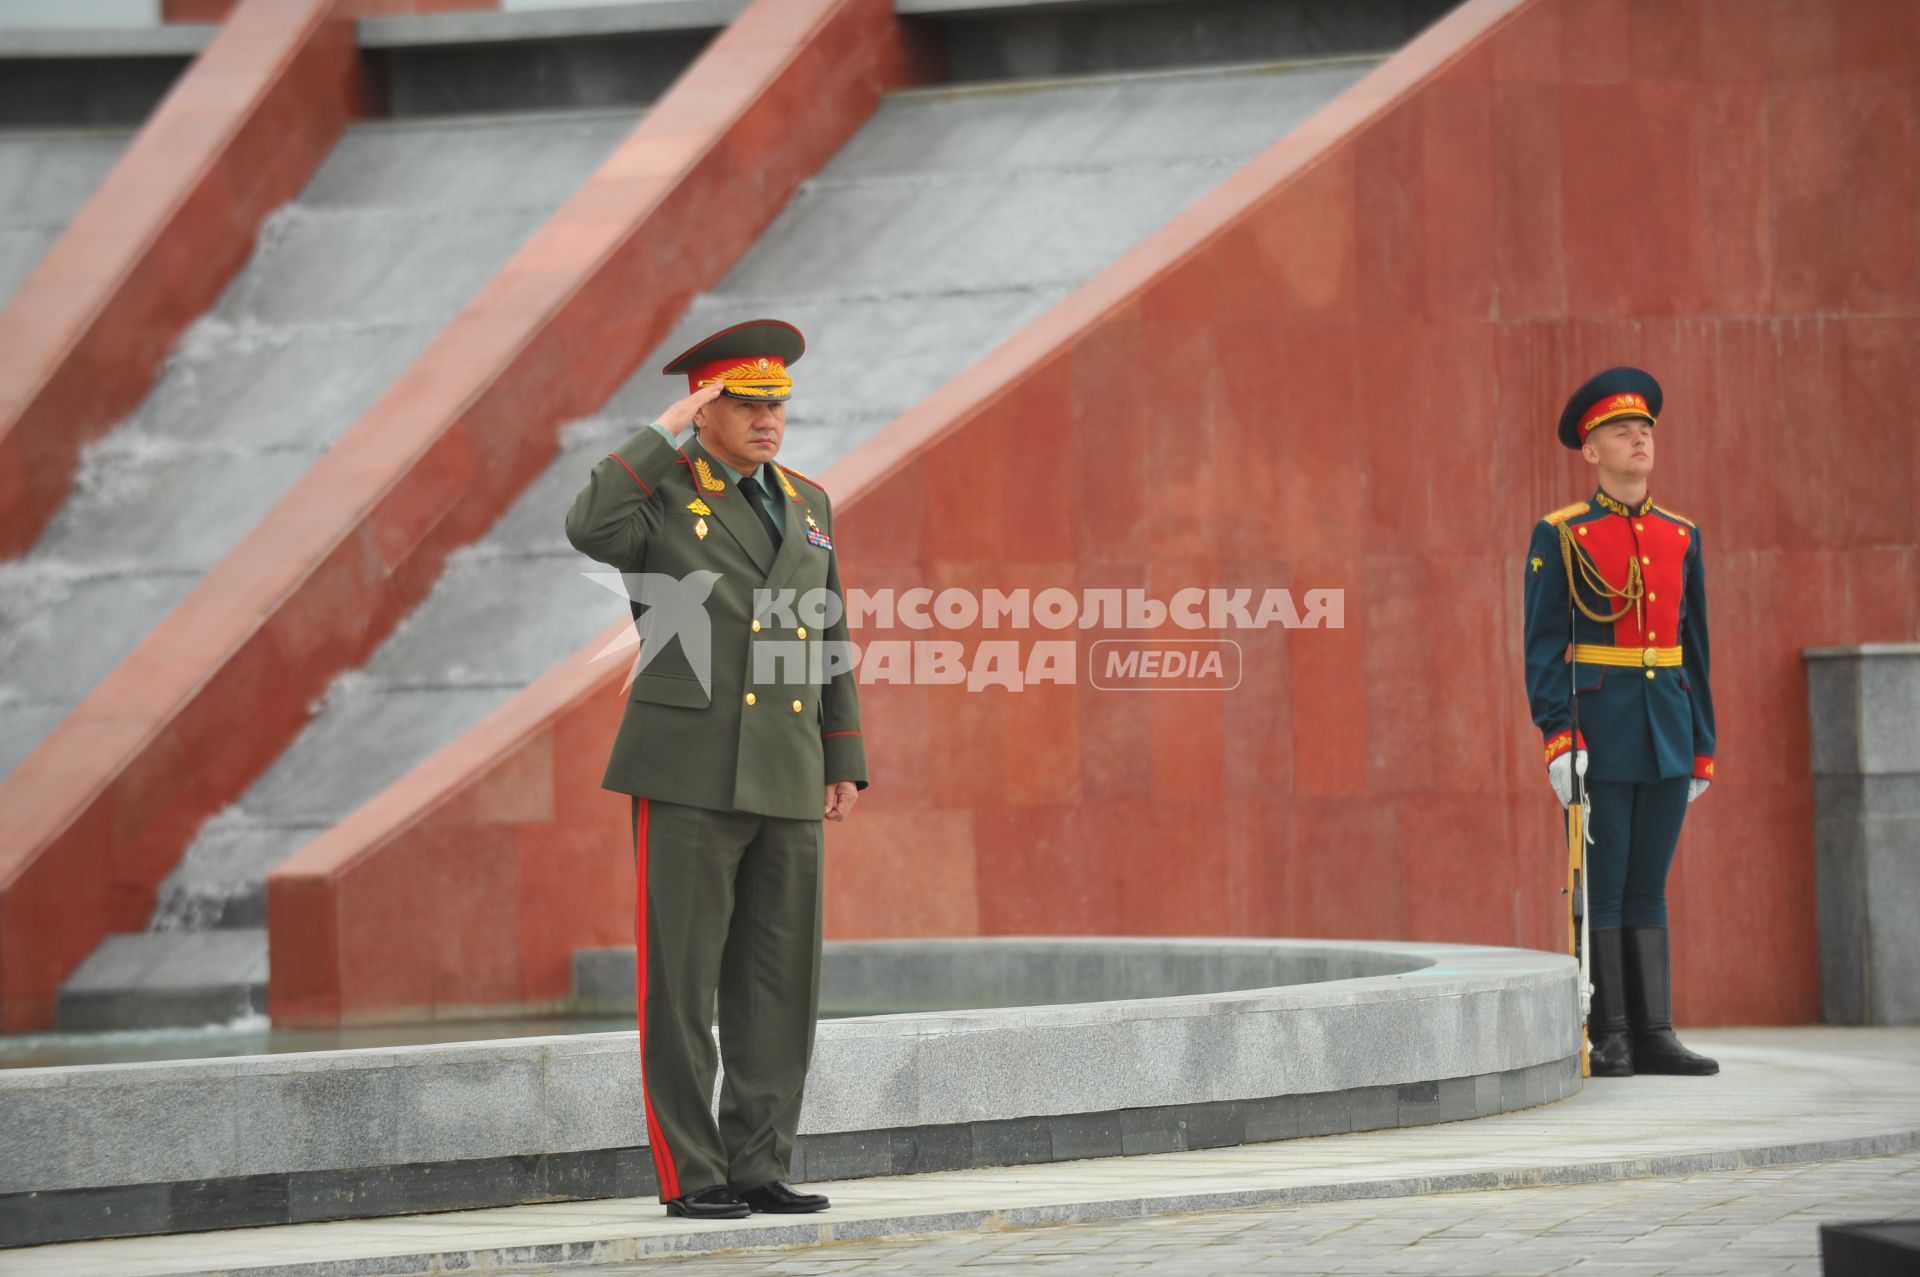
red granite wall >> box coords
[262,0,1916,1028]
[822,0,1918,1027]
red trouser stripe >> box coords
[633,798,681,1200]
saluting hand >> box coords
[824,782,859,822]
[657,380,726,435]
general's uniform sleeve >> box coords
[563,425,680,570]
[1680,524,1715,779]
[1522,519,1581,767]
[817,493,868,790]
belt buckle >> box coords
[1642,646,1659,667]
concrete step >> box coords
[57,931,267,1031]
[901,0,1455,82]
[0,127,131,308]
[571,939,1425,1016]
[0,108,637,784]
[358,0,742,117]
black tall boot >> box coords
[1587,927,1633,1077]
[1623,925,1719,1076]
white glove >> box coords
[1687,778,1710,803]
[1548,749,1588,807]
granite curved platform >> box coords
[0,938,1578,1248]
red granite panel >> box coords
[227,0,1919,1031]
[1491,82,1564,317]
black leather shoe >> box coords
[1587,927,1634,1078]
[665,1186,750,1219]
[1623,925,1720,1076]
[1589,1028,1634,1077]
[1634,1025,1720,1075]
[739,1180,829,1214]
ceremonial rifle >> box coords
[1565,574,1593,1079]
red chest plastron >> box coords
[1570,513,1687,647]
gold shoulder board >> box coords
[1652,503,1696,528]
[1544,501,1590,526]
[780,464,825,494]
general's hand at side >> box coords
[824,782,859,823]
[657,381,725,435]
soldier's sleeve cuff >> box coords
[1693,756,1715,781]
[823,730,868,790]
[1543,730,1585,767]
[606,424,684,494]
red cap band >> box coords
[687,354,791,398]
[1578,392,1654,438]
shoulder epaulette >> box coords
[1543,501,1590,526]
[779,464,826,494]
[1651,503,1695,528]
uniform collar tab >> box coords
[1593,489,1654,519]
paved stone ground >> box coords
[567,1151,1919,1277]
[12,1029,1916,1277]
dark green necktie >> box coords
[740,475,782,551]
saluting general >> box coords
[564,319,868,1220]
[1522,367,1719,1079]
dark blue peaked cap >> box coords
[1558,366,1663,450]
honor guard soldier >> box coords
[1522,367,1719,1079]
[564,319,868,1219]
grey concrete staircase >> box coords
[59,931,269,1031]
[0,126,128,307]
[4,110,638,786]
[35,111,640,1030]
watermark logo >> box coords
[1089,639,1242,692]
[581,579,1341,692]
[582,571,723,694]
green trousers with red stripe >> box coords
[632,797,824,1200]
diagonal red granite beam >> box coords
[264,0,1541,1029]
[0,0,936,1033]
[0,0,362,560]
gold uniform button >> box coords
[791,700,803,713]
[751,620,762,633]
[1647,631,1656,641]
[1577,527,1588,537]
[1648,591,1657,602]
[1636,522,1646,532]
[745,693,757,706]
[1641,556,1651,565]
[796,627,807,639]
[1679,528,1689,538]
[1646,670,1656,680]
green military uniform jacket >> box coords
[564,426,868,820]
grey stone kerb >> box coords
[758,938,1572,1130]
[0,939,1578,1246]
